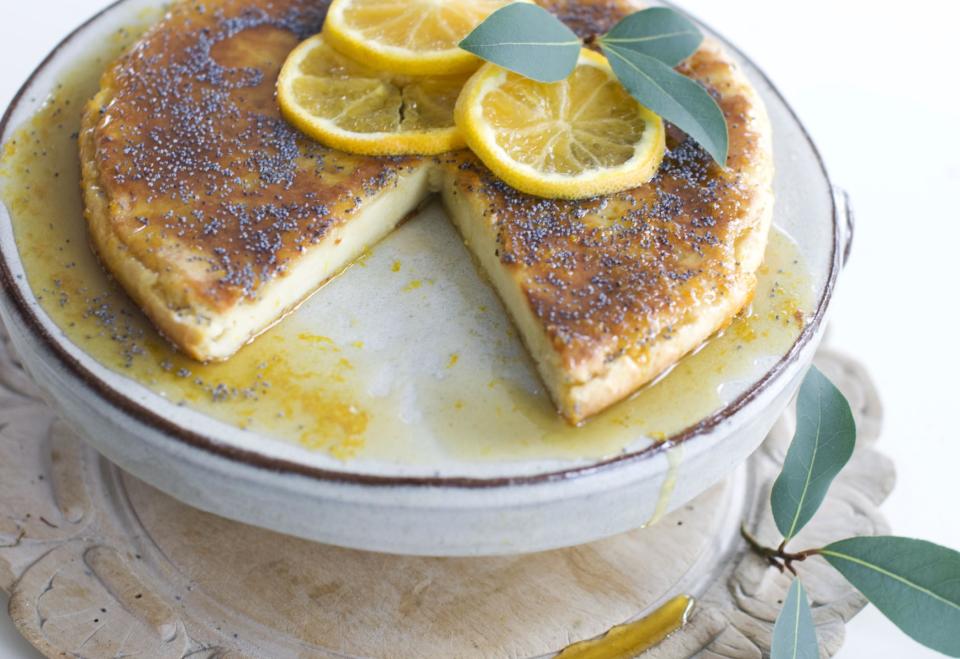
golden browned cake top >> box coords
[88,0,769,376]
[447,0,770,371]
[89,0,421,310]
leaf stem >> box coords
[740,524,821,575]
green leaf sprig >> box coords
[458,3,581,83]
[739,366,960,658]
[770,366,856,542]
[821,537,960,656]
[459,3,728,165]
[771,579,819,659]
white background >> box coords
[1,0,958,657]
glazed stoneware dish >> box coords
[0,0,850,555]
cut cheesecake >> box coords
[80,3,432,361]
[80,0,773,423]
[439,35,773,422]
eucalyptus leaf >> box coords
[821,537,960,657]
[771,579,819,659]
[458,3,581,83]
[599,43,728,165]
[770,366,856,541]
[602,7,703,66]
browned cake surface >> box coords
[445,68,765,352]
[82,0,423,312]
[81,0,772,422]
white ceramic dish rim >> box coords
[0,0,849,490]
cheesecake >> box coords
[80,0,772,423]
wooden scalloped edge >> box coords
[657,349,895,658]
[0,324,893,658]
[8,543,195,657]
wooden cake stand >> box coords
[0,328,893,658]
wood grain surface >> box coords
[0,326,894,658]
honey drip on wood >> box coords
[556,595,693,658]
[1,20,814,466]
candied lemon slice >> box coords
[455,49,666,199]
[277,34,467,155]
[322,0,516,75]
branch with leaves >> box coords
[749,366,960,658]
[459,3,728,164]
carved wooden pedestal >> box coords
[0,330,894,658]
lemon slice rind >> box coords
[277,34,466,156]
[322,0,518,76]
[455,49,666,199]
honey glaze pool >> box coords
[0,19,814,467]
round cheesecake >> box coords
[80,0,773,423]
